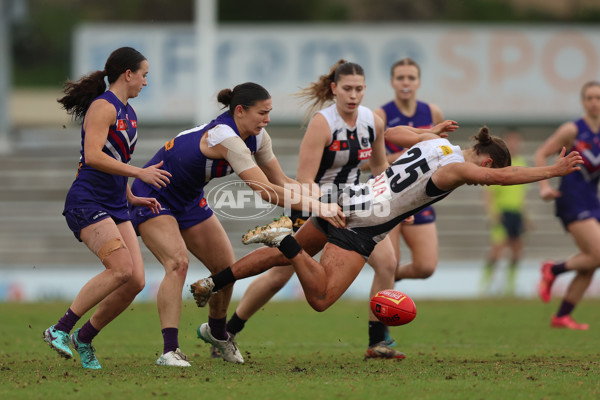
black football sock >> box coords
[368,321,386,346]
[208,316,228,341]
[278,235,302,259]
[226,312,247,335]
[551,262,567,276]
[211,267,236,292]
[556,300,575,318]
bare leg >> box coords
[290,241,366,312]
[235,266,295,320]
[234,223,328,320]
[69,218,135,317]
[551,219,600,317]
[395,223,439,280]
[138,215,189,330]
[367,236,397,321]
[89,222,146,330]
[181,215,236,319]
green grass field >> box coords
[1,298,599,400]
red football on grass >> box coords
[370,289,417,326]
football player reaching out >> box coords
[129,82,342,366]
[191,124,582,358]
[220,60,407,360]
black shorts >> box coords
[501,211,524,239]
[311,216,376,259]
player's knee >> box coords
[112,265,134,285]
[307,298,331,313]
[165,255,189,279]
[413,262,437,279]
[588,248,600,266]
[129,274,146,294]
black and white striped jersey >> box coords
[314,104,375,189]
[338,138,464,244]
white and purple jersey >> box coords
[381,100,433,154]
[555,118,600,226]
[131,112,261,212]
[63,90,138,218]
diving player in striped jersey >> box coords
[220,60,405,359]
[192,124,583,358]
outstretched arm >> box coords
[434,147,583,191]
[385,120,459,149]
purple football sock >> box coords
[162,328,179,354]
[77,320,99,344]
[54,308,81,333]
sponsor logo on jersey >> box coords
[131,120,137,128]
[440,145,453,155]
[117,119,128,131]
[328,140,349,151]
[358,148,372,160]
[199,198,207,208]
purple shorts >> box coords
[64,208,130,242]
[130,196,213,231]
[413,206,436,225]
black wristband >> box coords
[278,235,302,259]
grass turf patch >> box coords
[1,299,599,399]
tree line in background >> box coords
[10,0,600,87]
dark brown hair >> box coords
[390,57,421,78]
[296,59,365,119]
[471,126,511,168]
[57,47,147,120]
[217,82,271,114]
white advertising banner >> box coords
[73,23,600,124]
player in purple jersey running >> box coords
[375,58,444,285]
[43,47,172,369]
[129,82,343,366]
[218,60,405,360]
[535,81,600,330]
[191,126,582,348]
[364,58,445,347]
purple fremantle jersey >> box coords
[131,111,257,211]
[381,100,433,154]
[556,118,600,220]
[63,91,138,218]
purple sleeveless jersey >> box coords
[131,111,257,213]
[63,90,138,220]
[555,118,600,228]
